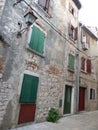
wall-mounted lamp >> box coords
[17,12,37,38]
[13,0,37,38]
[24,12,37,26]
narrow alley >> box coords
[11,111,98,130]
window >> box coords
[29,25,45,55]
[87,59,91,73]
[38,0,50,12]
[81,57,86,71]
[19,74,39,103]
[68,24,78,40]
[90,88,95,100]
[81,30,90,47]
[68,54,75,70]
[36,0,54,16]
[69,3,77,17]
[81,57,91,73]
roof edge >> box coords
[82,25,98,41]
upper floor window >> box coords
[81,57,91,73]
[68,24,78,41]
[28,25,46,56]
[82,31,90,44]
[36,0,54,16]
[81,30,90,50]
[69,3,77,18]
[38,0,50,12]
[68,54,75,71]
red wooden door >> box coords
[18,104,36,124]
[79,87,85,111]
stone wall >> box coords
[0,0,68,128]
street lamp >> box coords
[17,12,37,38]
[24,12,37,26]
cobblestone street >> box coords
[11,111,98,130]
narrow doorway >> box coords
[79,87,85,111]
[18,74,39,124]
[63,85,72,114]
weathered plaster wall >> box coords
[0,0,69,129]
[1,0,94,129]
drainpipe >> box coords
[75,23,82,113]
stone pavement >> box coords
[11,111,98,130]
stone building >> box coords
[79,25,98,111]
[0,0,98,129]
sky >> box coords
[79,0,98,27]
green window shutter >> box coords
[68,54,74,70]
[19,74,39,103]
[29,26,39,51]
[37,30,45,54]
[29,26,45,54]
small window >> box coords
[68,54,75,70]
[81,57,91,73]
[69,3,76,17]
[81,57,86,71]
[68,24,77,40]
[37,0,54,16]
[90,88,95,100]
[29,25,45,55]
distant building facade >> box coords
[79,25,98,111]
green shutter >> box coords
[29,26,45,54]
[68,54,74,70]
[19,74,39,103]
[37,30,45,54]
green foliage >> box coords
[47,108,60,123]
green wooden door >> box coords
[64,85,72,114]
[19,74,39,103]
